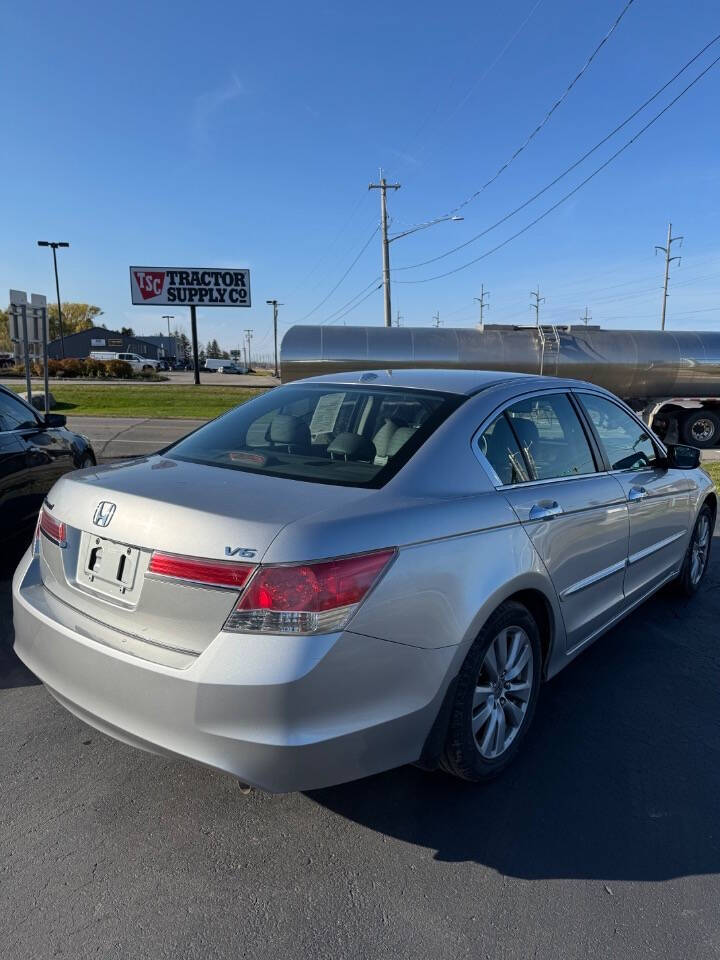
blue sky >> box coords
[2,0,719,359]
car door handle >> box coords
[529,501,563,520]
[628,486,648,501]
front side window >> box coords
[167,383,463,488]
[578,393,659,470]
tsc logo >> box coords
[133,270,166,300]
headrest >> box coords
[268,414,310,447]
[326,432,376,462]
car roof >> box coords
[292,368,601,397]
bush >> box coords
[82,357,109,377]
[47,359,62,376]
[7,362,42,377]
[106,359,133,378]
[57,358,83,378]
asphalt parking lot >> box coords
[2,537,720,960]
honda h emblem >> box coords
[93,501,116,528]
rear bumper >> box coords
[12,551,461,792]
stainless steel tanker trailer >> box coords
[280,323,720,447]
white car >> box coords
[89,351,159,373]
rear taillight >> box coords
[148,551,254,589]
[39,507,67,548]
[224,548,396,635]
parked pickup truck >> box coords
[89,351,160,373]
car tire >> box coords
[77,453,96,469]
[441,600,542,782]
[676,503,713,597]
[680,410,720,448]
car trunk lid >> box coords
[38,455,364,663]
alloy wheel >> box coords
[690,513,711,586]
[472,626,534,759]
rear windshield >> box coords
[167,383,463,488]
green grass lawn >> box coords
[8,383,268,418]
[702,460,720,487]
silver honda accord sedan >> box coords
[12,369,715,792]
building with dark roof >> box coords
[47,327,162,360]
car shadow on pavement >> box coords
[309,536,720,882]
[0,541,41,690]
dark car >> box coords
[0,385,95,550]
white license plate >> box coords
[82,535,139,596]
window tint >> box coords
[579,393,658,470]
[168,383,462,488]
[505,393,596,481]
[479,414,531,485]
[0,390,39,431]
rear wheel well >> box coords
[506,589,554,677]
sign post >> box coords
[129,266,251,385]
[10,290,48,409]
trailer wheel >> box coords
[680,410,720,448]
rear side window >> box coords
[505,394,596,481]
[578,393,658,470]
[479,393,596,484]
[168,383,463,488]
[479,414,531,485]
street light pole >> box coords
[369,174,401,328]
[266,300,283,377]
[367,176,464,328]
[162,314,175,337]
[37,240,69,358]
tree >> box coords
[0,308,11,352]
[120,326,134,337]
[206,338,222,359]
[47,303,103,341]
[177,332,191,361]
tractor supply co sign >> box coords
[129,266,251,307]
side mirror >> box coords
[664,443,701,470]
[44,413,67,428]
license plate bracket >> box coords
[81,535,139,597]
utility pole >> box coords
[530,286,545,328]
[395,310,402,327]
[37,240,69,358]
[474,284,489,331]
[266,300,283,377]
[655,222,683,331]
[369,172,401,328]
[244,328,253,370]
[432,312,442,328]
[580,307,591,326]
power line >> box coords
[428,0,637,221]
[396,33,720,273]
[323,281,383,326]
[396,51,720,286]
[318,276,383,325]
[390,0,545,179]
[297,225,379,322]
